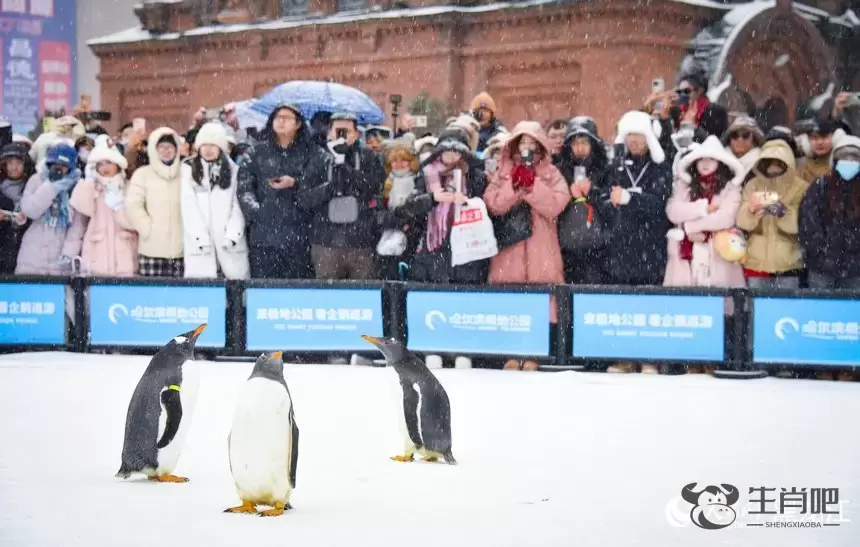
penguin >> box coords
[224,351,299,517]
[361,335,456,465]
[116,323,207,483]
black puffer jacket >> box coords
[297,143,386,249]
[237,104,325,250]
[596,154,672,284]
[799,172,860,279]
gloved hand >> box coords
[104,191,124,212]
[51,174,77,193]
[765,202,787,217]
[511,164,536,191]
[327,138,347,165]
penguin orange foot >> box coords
[391,454,414,462]
[259,502,286,517]
[149,474,189,483]
[224,501,257,514]
[421,456,439,462]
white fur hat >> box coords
[413,135,438,153]
[676,135,745,186]
[615,110,665,164]
[88,139,128,171]
[194,122,229,153]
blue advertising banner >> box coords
[753,297,860,367]
[245,288,384,351]
[572,293,725,361]
[89,285,226,347]
[0,0,76,134]
[406,291,551,356]
[0,282,65,344]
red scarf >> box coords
[679,173,717,261]
[677,97,710,130]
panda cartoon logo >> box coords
[681,483,739,530]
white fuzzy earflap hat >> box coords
[88,138,128,171]
[194,122,229,153]
[676,135,745,185]
[615,110,666,164]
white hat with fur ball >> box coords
[194,122,229,153]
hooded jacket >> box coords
[736,140,810,274]
[124,127,184,259]
[664,136,746,287]
[799,135,860,278]
[484,121,569,321]
[237,104,324,250]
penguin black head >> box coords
[159,323,207,361]
[248,351,285,383]
[361,335,413,368]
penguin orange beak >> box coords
[361,335,382,347]
[191,323,207,340]
[271,351,283,360]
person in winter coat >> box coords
[180,122,249,280]
[124,127,184,277]
[297,112,386,280]
[799,135,860,289]
[555,116,610,284]
[238,103,323,279]
[736,140,810,289]
[797,118,840,184]
[664,135,746,288]
[66,141,138,276]
[482,132,509,177]
[484,121,569,372]
[597,111,672,286]
[469,92,507,156]
[15,143,83,275]
[722,115,764,180]
[403,127,489,285]
[0,143,34,273]
[376,141,421,280]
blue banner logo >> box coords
[753,297,860,367]
[0,283,65,344]
[89,285,226,347]
[572,293,725,361]
[246,288,383,351]
[406,291,550,356]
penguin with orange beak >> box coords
[117,323,208,483]
[225,351,300,517]
[362,335,456,465]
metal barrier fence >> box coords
[0,275,857,377]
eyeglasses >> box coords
[731,132,753,141]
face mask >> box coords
[835,160,860,181]
[78,148,90,162]
[48,166,66,182]
[419,152,432,163]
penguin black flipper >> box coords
[289,410,299,489]
[401,379,423,448]
[418,380,454,455]
[117,383,162,477]
[157,387,183,449]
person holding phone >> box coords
[237,102,324,279]
[296,112,386,281]
[0,142,34,273]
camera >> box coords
[86,110,112,122]
[389,94,402,106]
[521,149,534,166]
[336,128,347,140]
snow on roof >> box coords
[88,0,566,46]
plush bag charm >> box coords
[713,227,747,263]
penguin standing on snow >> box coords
[225,351,299,517]
[362,335,456,464]
[116,324,207,483]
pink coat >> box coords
[484,121,570,322]
[663,136,746,288]
[67,177,138,276]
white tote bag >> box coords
[449,170,498,266]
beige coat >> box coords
[124,127,183,259]
[736,140,810,274]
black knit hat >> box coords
[156,133,177,148]
[435,127,471,155]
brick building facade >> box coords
[89,0,860,140]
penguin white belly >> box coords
[156,360,201,475]
[229,378,293,505]
[387,372,411,447]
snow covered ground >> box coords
[0,352,857,547]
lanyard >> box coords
[625,163,649,188]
